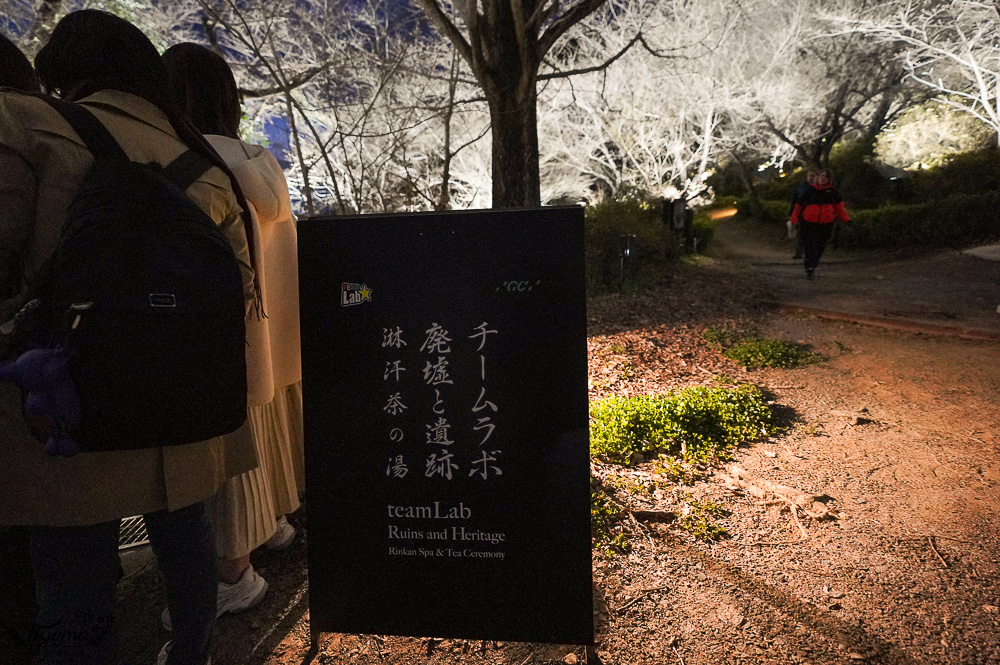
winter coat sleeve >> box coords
[834,201,850,223]
[218,204,256,311]
[791,203,803,225]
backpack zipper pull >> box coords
[68,302,93,332]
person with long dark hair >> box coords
[0,10,261,665]
[0,33,40,92]
[160,42,304,629]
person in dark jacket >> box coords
[0,31,40,665]
[788,169,817,259]
[1,11,259,665]
[790,169,850,280]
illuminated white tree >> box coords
[731,0,911,168]
[414,0,632,207]
[192,0,494,214]
[851,0,1000,145]
[538,0,801,203]
[7,0,963,213]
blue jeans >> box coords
[31,501,217,665]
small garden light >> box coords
[619,233,636,289]
[619,233,635,258]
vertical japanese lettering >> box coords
[425,450,458,479]
[420,323,453,354]
[384,360,406,382]
[471,386,497,414]
[469,450,502,479]
[422,356,454,385]
[383,392,408,416]
[467,322,498,351]
[386,455,409,478]
[426,417,455,446]
[382,327,407,349]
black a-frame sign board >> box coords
[299,206,593,646]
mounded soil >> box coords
[2,217,999,665]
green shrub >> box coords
[650,455,704,484]
[748,143,890,208]
[589,385,779,465]
[730,197,790,224]
[876,100,995,171]
[710,142,999,221]
[690,210,716,251]
[702,326,757,349]
[755,172,801,204]
[723,339,820,370]
[706,162,750,197]
[910,148,1000,198]
[585,189,672,292]
[841,202,929,248]
[725,187,1000,250]
[842,191,1000,249]
[678,511,727,541]
[676,492,728,541]
[828,142,891,208]
[604,474,654,497]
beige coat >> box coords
[207,135,301,398]
[205,136,303,556]
[0,89,258,527]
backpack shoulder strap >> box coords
[162,149,214,193]
[42,98,130,163]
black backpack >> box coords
[29,99,248,452]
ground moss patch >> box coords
[589,384,780,466]
[703,327,820,369]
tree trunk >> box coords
[436,52,461,211]
[486,82,541,208]
[476,0,542,209]
[417,0,610,209]
[860,87,897,151]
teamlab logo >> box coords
[341,282,373,306]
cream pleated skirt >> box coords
[210,381,304,559]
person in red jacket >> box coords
[790,168,850,280]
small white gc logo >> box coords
[149,294,177,308]
[495,280,540,293]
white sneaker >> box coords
[156,640,211,664]
[161,565,268,631]
[263,516,296,551]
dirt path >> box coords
[584,247,1000,665]
[6,221,999,665]
[709,216,1000,338]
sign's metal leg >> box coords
[305,625,321,663]
[585,645,602,664]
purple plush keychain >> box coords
[0,346,82,457]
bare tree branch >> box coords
[239,63,332,98]
[415,0,475,70]
[538,0,608,57]
[539,31,644,80]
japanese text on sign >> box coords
[382,322,501,482]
